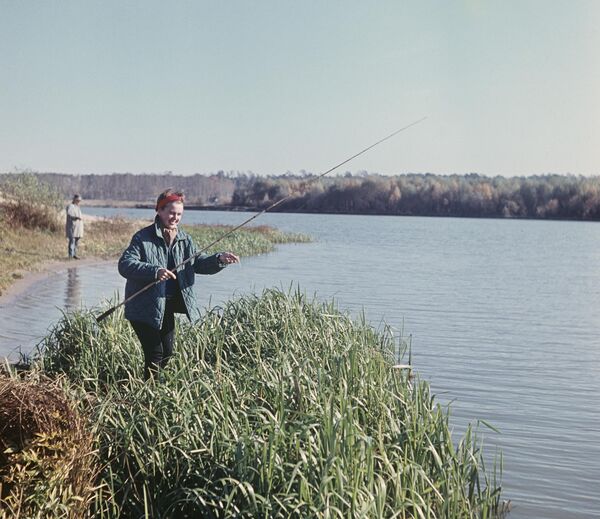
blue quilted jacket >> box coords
[118,218,224,329]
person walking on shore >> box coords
[118,189,239,380]
[66,194,83,259]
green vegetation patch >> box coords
[183,223,311,257]
[34,289,503,518]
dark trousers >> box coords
[68,237,80,258]
[130,300,176,380]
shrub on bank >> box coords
[33,289,503,518]
[0,172,63,231]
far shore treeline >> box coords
[4,170,600,220]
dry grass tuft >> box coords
[0,374,97,518]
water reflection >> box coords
[64,268,81,309]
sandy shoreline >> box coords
[0,257,115,305]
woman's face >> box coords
[157,202,184,229]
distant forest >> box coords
[25,172,236,205]
[6,171,600,220]
[233,173,600,220]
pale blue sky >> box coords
[1,1,598,176]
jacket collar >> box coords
[153,216,183,244]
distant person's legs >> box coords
[68,237,80,258]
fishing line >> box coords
[95,117,427,323]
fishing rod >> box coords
[95,117,427,323]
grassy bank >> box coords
[0,289,504,518]
[0,171,310,296]
[0,216,309,297]
[0,217,136,294]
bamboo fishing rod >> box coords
[95,117,427,323]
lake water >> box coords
[1,208,599,519]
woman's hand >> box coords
[157,268,177,282]
[218,252,240,265]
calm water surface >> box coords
[1,208,599,519]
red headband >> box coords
[156,194,184,211]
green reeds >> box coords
[183,224,311,257]
[34,289,502,518]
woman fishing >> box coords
[118,189,239,379]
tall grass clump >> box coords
[36,289,503,518]
[0,172,63,231]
